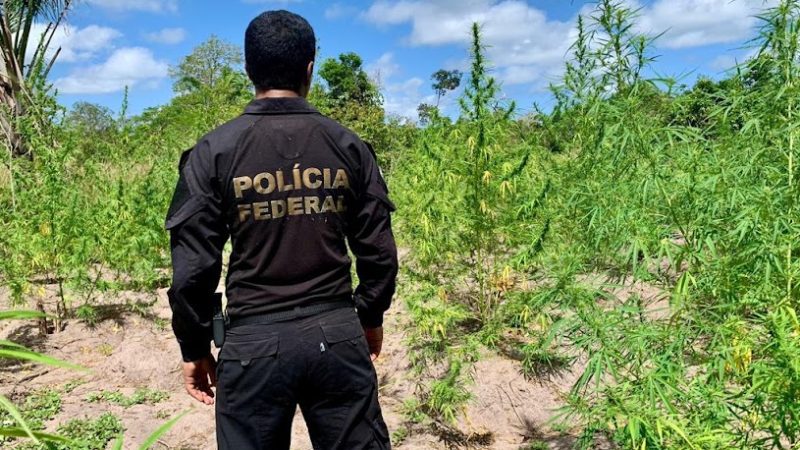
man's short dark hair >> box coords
[245,10,316,93]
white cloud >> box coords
[635,0,778,49]
[54,47,168,94]
[145,27,186,45]
[325,3,359,20]
[362,0,779,90]
[709,54,738,72]
[29,24,121,63]
[362,0,576,87]
[384,77,437,120]
[84,0,178,13]
[366,52,400,85]
[364,53,438,120]
[709,48,758,71]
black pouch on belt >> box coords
[212,293,227,348]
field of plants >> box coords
[2,0,800,449]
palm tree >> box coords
[0,0,72,159]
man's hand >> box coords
[363,326,383,361]
[182,354,217,405]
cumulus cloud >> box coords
[709,48,759,71]
[29,24,121,63]
[144,27,186,45]
[54,47,168,94]
[84,0,178,13]
[363,53,438,120]
[366,52,400,85]
[383,77,437,120]
[362,0,575,88]
[362,0,778,90]
[635,0,778,49]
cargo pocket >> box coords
[217,335,279,407]
[320,320,373,393]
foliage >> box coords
[0,311,87,448]
[391,23,544,425]
[48,413,124,450]
[3,0,800,447]
[534,1,800,448]
[389,1,800,446]
[416,103,439,126]
[316,52,380,107]
[0,0,72,158]
[86,388,169,408]
[169,35,244,94]
[310,53,414,171]
[0,388,61,447]
[431,69,462,107]
[65,102,115,134]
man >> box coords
[165,10,398,450]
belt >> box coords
[229,299,353,329]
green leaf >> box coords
[0,394,38,443]
[0,427,74,444]
[0,310,46,321]
[111,434,124,450]
[0,347,86,371]
[138,410,189,450]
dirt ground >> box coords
[0,282,591,450]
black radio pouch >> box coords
[212,293,227,348]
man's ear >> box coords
[306,61,314,83]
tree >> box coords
[66,102,115,133]
[317,52,380,107]
[169,35,244,93]
[431,69,462,107]
[0,0,73,159]
[417,103,438,125]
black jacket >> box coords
[165,97,398,361]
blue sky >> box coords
[46,0,773,119]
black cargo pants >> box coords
[215,305,391,450]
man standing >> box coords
[165,10,397,450]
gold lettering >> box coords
[292,164,302,190]
[233,176,253,199]
[332,169,350,189]
[321,195,336,213]
[238,204,252,222]
[287,197,303,216]
[323,168,332,189]
[303,168,322,189]
[271,199,287,218]
[304,196,321,214]
[253,173,276,195]
[276,170,294,192]
[336,196,347,212]
[253,201,271,220]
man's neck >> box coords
[255,89,302,99]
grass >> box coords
[16,414,124,450]
[86,388,170,408]
[0,388,62,446]
[53,413,124,450]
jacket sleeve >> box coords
[347,142,399,328]
[165,141,228,362]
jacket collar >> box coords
[243,97,320,115]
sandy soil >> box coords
[0,282,587,450]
